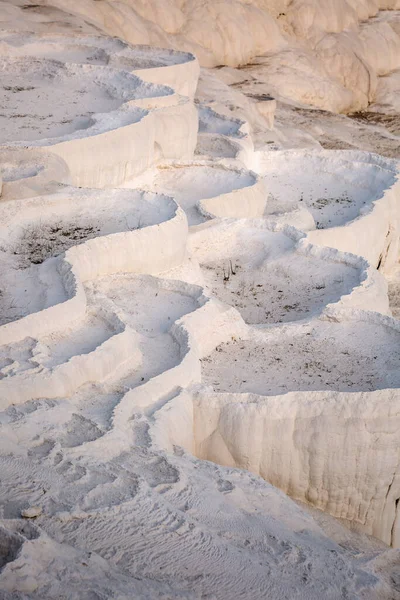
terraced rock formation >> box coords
[0,3,400,599]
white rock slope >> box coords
[0,2,400,599]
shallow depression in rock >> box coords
[131,163,258,226]
[201,252,360,324]
[0,57,151,144]
[259,151,397,229]
[201,318,400,395]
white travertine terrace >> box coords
[41,0,400,113]
[191,219,390,322]
[257,150,400,269]
[128,162,266,224]
[0,38,199,187]
[0,3,400,599]
[0,31,200,98]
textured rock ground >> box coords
[0,1,400,599]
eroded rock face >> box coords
[191,388,400,547]
[0,2,400,599]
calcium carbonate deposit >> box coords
[0,1,400,599]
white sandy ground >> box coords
[0,2,400,598]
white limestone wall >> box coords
[69,291,245,461]
[151,97,199,162]
[191,385,400,547]
[151,283,399,549]
[0,258,86,347]
[7,94,198,190]
[116,293,245,421]
[68,205,188,281]
[151,389,195,455]
[0,328,140,407]
[132,54,200,100]
[149,298,247,455]
[296,239,391,315]
[24,97,198,187]
[31,110,155,188]
[307,179,400,272]
[198,174,267,219]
